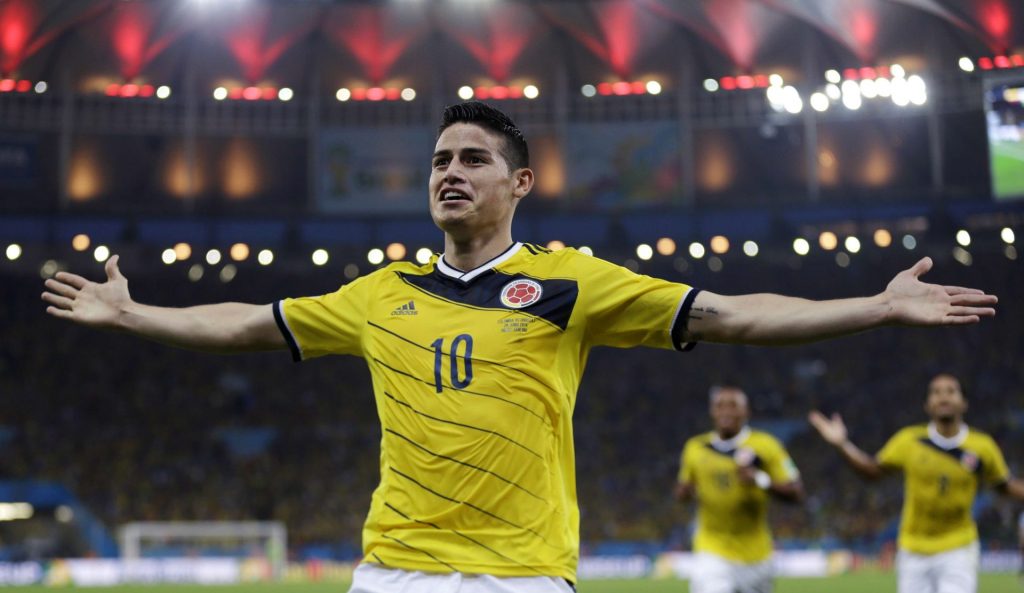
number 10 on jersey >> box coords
[431,334,474,393]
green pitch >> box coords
[992,141,1024,199]
[3,574,1020,592]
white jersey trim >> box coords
[436,242,523,282]
[927,422,968,450]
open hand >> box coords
[808,410,848,446]
[42,255,131,329]
[883,257,996,326]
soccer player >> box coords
[809,373,1024,593]
[42,102,997,593]
[675,385,804,593]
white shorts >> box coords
[896,542,979,593]
[347,563,576,593]
[690,551,773,593]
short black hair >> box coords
[438,101,529,172]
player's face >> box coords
[710,388,749,437]
[429,123,524,240]
[925,374,967,421]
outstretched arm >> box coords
[679,257,996,346]
[995,478,1024,501]
[673,481,694,502]
[42,255,286,354]
[807,411,887,480]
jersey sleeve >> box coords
[575,253,697,350]
[876,429,911,469]
[981,436,1011,486]
[678,440,697,484]
[274,272,375,361]
[764,438,801,483]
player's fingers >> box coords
[105,255,124,281]
[947,306,995,317]
[907,256,933,278]
[948,293,998,306]
[44,278,79,298]
[943,314,980,325]
[41,292,74,310]
[54,271,88,289]
[46,306,74,319]
[943,286,985,296]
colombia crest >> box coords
[500,279,543,308]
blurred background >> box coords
[1,0,1023,586]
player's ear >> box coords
[512,167,534,200]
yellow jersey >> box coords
[275,243,697,581]
[877,423,1010,555]
[678,427,800,563]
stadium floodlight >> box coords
[93,245,110,262]
[257,249,274,266]
[702,79,719,93]
[635,244,653,260]
[547,240,566,251]
[835,252,851,267]
[708,256,723,272]
[458,86,474,100]
[825,84,841,100]
[955,229,971,247]
[688,242,705,259]
[1005,245,1018,260]
[810,92,829,112]
[72,234,90,251]
[161,249,176,265]
[742,240,759,257]
[173,242,191,261]
[401,88,416,101]
[311,249,329,266]
[415,248,432,264]
[645,80,662,95]
[230,243,249,261]
[344,263,360,279]
[581,84,597,97]
[0,503,33,521]
[386,243,406,260]
[523,85,539,99]
[656,237,676,256]
[367,248,385,265]
[958,57,974,72]
[819,231,838,250]
[902,234,917,250]
[907,75,927,105]
[782,86,803,113]
[952,246,972,266]
[824,69,841,84]
[34,81,47,94]
[873,229,892,248]
[156,85,171,99]
[709,235,729,254]
[220,264,237,283]
[844,236,861,253]
[1001,227,1015,244]
[205,249,221,265]
[874,77,892,98]
[278,88,293,101]
[842,89,862,110]
[793,238,810,255]
[336,88,351,102]
[578,246,593,256]
[768,74,783,87]
[890,64,906,78]
[213,87,228,101]
[859,78,877,99]
[188,264,204,282]
[5,243,22,261]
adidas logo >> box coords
[391,300,418,316]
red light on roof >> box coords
[491,86,509,100]
[753,75,769,88]
[16,80,31,92]
[473,86,490,100]
[260,87,276,100]
[242,86,261,101]
[228,87,243,100]
[876,65,891,78]
[106,83,120,97]
[385,87,401,100]
[978,57,994,70]
[1012,55,1024,67]
[508,86,523,99]
[120,84,139,97]
[720,77,736,91]
[139,84,154,97]
[994,55,1011,69]
[843,68,860,80]
[612,81,631,95]
[366,87,386,101]
[0,79,14,92]
[629,81,645,94]
[859,67,876,79]
[596,82,613,96]
[737,75,754,89]
[351,88,367,101]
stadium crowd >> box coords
[2,247,1022,559]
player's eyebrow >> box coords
[433,147,493,160]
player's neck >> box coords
[931,418,964,438]
[443,233,516,272]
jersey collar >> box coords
[711,425,751,452]
[436,242,523,282]
[927,422,968,450]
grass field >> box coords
[3,574,1021,592]
[992,141,1024,199]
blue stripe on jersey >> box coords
[397,270,579,331]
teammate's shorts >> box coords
[347,563,576,593]
[690,551,773,593]
[897,541,979,593]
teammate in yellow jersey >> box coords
[43,101,998,593]
[675,386,804,593]
[809,374,1024,593]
